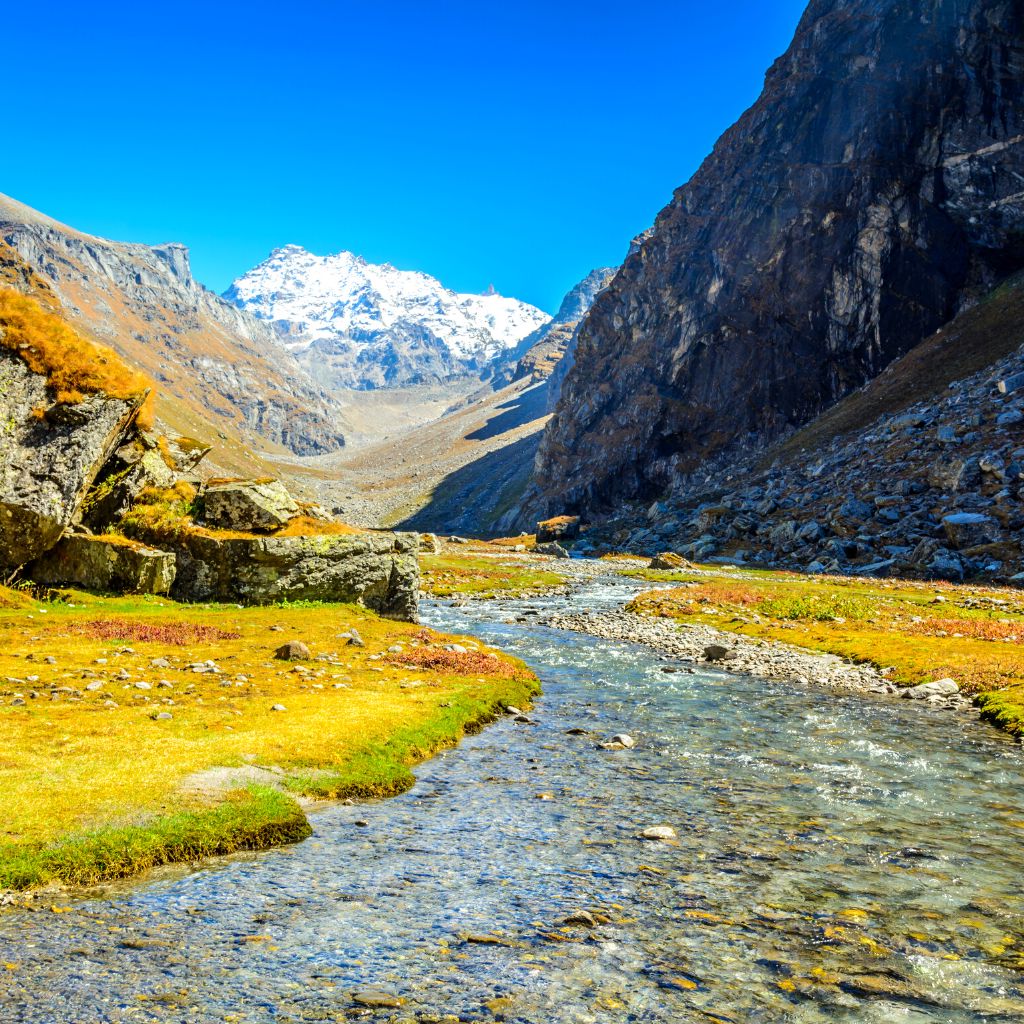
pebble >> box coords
[640,825,678,842]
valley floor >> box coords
[0,588,537,892]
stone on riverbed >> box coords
[703,644,736,662]
[599,733,635,750]
[640,825,677,842]
[350,987,404,1009]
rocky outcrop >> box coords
[0,349,142,569]
[165,531,420,619]
[82,432,208,531]
[536,515,581,543]
[499,268,616,388]
[0,193,346,456]
[30,535,176,594]
[535,0,1024,512]
[201,480,299,532]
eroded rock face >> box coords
[201,480,300,532]
[536,0,1024,511]
[30,535,176,594]
[0,350,142,568]
[166,531,420,620]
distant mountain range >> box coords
[225,245,551,390]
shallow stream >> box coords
[2,576,1024,1022]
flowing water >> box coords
[3,576,1024,1022]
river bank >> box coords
[2,582,1022,1022]
[0,589,537,893]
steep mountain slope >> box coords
[535,0,1024,512]
[226,245,550,389]
[499,267,616,386]
[0,194,345,458]
[580,272,1024,582]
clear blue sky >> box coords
[7,1,806,312]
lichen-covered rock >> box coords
[942,512,998,549]
[82,435,177,531]
[0,350,142,568]
[649,552,691,570]
[29,534,176,594]
[202,480,300,532]
[166,530,420,619]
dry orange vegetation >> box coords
[0,288,155,427]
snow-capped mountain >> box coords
[225,245,551,390]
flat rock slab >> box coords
[203,480,299,532]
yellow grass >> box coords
[0,593,537,888]
[421,552,567,598]
[0,288,155,428]
[625,566,1024,734]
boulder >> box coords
[649,552,692,570]
[201,479,300,532]
[536,515,581,543]
[274,640,311,661]
[535,541,570,558]
[0,350,144,568]
[703,644,735,662]
[942,512,998,550]
[29,535,176,594]
[927,456,980,492]
[161,529,420,620]
[419,532,442,554]
[901,678,959,699]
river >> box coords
[2,576,1024,1022]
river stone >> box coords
[0,348,143,568]
[902,677,959,699]
[640,825,678,841]
[274,640,311,661]
[350,987,404,1009]
[29,535,176,594]
[703,644,735,662]
[141,529,420,620]
[202,479,300,532]
[535,541,570,558]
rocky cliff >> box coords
[0,194,346,456]
[535,0,1024,511]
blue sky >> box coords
[7,1,806,312]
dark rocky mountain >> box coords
[535,0,1024,513]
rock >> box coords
[649,552,691,570]
[639,825,677,842]
[270,704,287,712]
[902,678,959,699]
[998,371,1024,395]
[562,910,598,927]
[997,408,1024,426]
[151,711,173,721]
[536,515,581,543]
[535,541,570,558]
[941,512,997,549]
[350,987,404,1009]
[29,535,176,595]
[345,629,366,647]
[419,532,441,554]
[201,479,300,532]
[0,348,144,569]
[607,733,635,749]
[132,529,419,620]
[703,644,735,662]
[274,641,311,661]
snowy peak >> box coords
[225,246,551,390]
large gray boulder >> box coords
[201,479,300,532]
[30,534,176,594]
[0,350,143,569]
[164,529,420,620]
[942,512,998,550]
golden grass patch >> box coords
[0,594,537,889]
[420,552,567,598]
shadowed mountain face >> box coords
[534,0,1024,513]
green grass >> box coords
[421,552,567,598]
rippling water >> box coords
[2,577,1024,1022]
